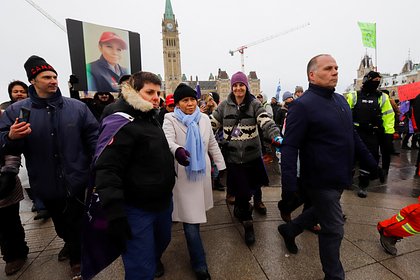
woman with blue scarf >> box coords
[163,84,226,280]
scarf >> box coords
[174,106,206,181]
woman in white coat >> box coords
[163,83,225,280]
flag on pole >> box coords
[275,80,281,101]
[357,22,376,48]
[195,82,201,99]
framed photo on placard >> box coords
[66,19,141,93]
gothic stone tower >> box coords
[162,0,182,94]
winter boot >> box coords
[243,220,255,245]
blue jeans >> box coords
[183,223,208,272]
[122,202,173,280]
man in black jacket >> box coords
[95,71,175,279]
[277,54,375,280]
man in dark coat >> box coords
[0,55,98,279]
[278,54,376,280]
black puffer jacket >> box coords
[95,86,175,221]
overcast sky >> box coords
[2,0,419,102]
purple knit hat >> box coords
[231,71,249,91]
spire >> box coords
[164,0,174,20]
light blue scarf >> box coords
[174,106,206,181]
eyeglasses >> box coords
[97,92,109,96]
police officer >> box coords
[347,71,395,198]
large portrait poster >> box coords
[66,19,141,93]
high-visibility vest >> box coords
[346,91,395,134]
[377,196,420,238]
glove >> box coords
[69,74,79,85]
[271,136,283,152]
[279,190,301,210]
[218,169,226,179]
[107,217,132,253]
[175,147,190,166]
[0,172,17,199]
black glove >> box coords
[107,217,132,253]
[175,147,190,166]
[0,172,16,199]
[218,169,226,179]
[278,190,301,214]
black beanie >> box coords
[173,83,197,104]
[24,55,57,81]
[362,71,381,84]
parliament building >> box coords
[161,0,261,100]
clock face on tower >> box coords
[166,22,174,30]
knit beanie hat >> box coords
[24,55,57,81]
[174,83,198,104]
[362,71,381,84]
[282,91,294,101]
[231,71,249,91]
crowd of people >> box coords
[0,53,419,280]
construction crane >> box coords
[229,22,310,72]
[24,0,66,32]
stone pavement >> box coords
[1,148,420,280]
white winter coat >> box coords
[163,112,226,224]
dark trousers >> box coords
[357,129,380,189]
[227,158,269,221]
[43,193,85,266]
[379,133,393,173]
[0,203,29,262]
[292,188,345,280]
[402,132,413,147]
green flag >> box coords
[358,22,376,48]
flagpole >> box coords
[375,23,377,71]
[375,47,378,71]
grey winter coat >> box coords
[211,92,279,164]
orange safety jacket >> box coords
[377,196,420,238]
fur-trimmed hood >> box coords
[121,83,154,112]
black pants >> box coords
[0,203,29,262]
[402,132,413,147]
[291,188,345,280]
[43,193,85,265]
[357,129,380,189]
[227,158,269,221]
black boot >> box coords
[358,171,369,198]
[278,223,299,254]
[243,220,255,245]
[212,176,225,191]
